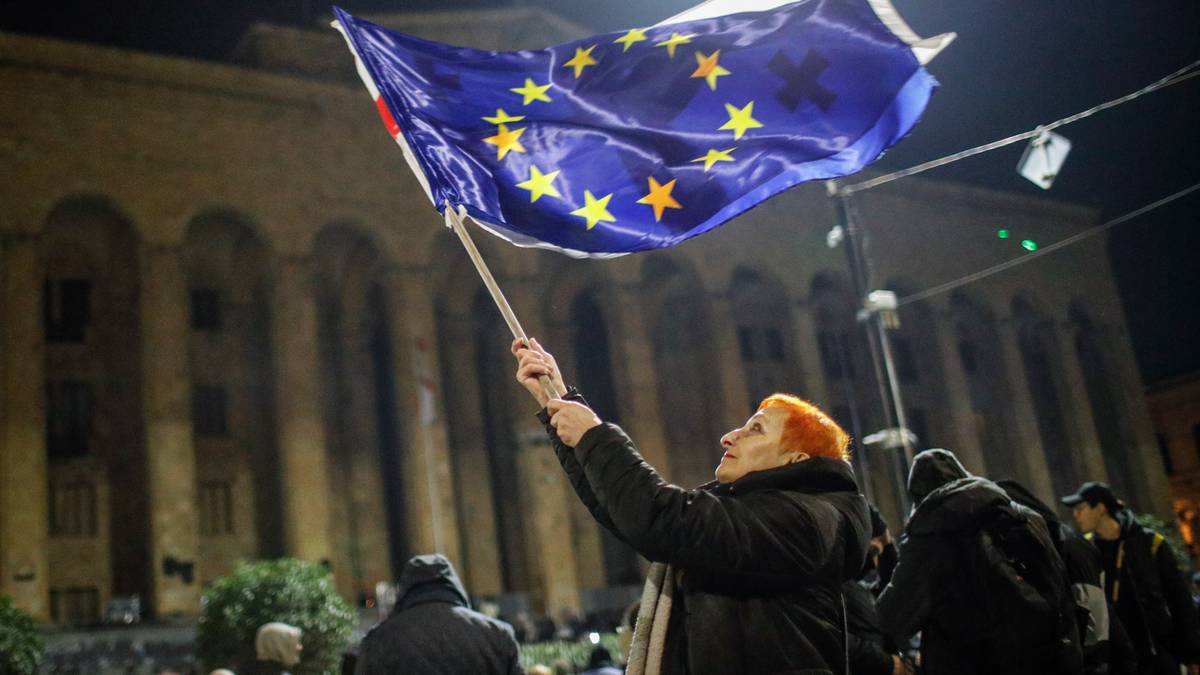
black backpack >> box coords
[951,503,1084,675]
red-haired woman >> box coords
[512,338,872,675]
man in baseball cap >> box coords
[1062,481,1200,674]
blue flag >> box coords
[334,0,951,257]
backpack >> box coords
[953,503,1084,675]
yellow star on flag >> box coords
[570,190,616,230]
[691,50,731,91]
[510,78,552,105]
[637,177,683,222]
[563,45,599,78]
[483,124,527,160]
[691,147,736,171]
[515,165,561,202]
[613,28,648,52]
[482,108,525,125]
[719,101,763,140]
[654,32,695,58]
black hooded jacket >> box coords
[877,449,1076,675]
[354,554,522,675]
[540,396,871,675]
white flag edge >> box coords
[655,0,955,65]
[332,19,437,207]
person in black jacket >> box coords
[844,506,911,675]
[1063,481,1200,675]
[877,448,1080,675]
[998,479,1137,675]
[354,554,521,675]
[513,338,871,675]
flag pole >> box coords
[443,202,563,401]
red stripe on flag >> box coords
[375,97,400,137]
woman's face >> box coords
[715,405,803,483]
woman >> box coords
[513,338,870,674]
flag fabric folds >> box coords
[334,0,950,257]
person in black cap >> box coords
[1062,481,1200,674]
[1000,479,1136,675]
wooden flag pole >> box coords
[444,203,563,401]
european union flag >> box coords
[333,0,952,257]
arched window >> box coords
[1070,302,1135,498]
[471,289,530,593]
[1012,295,1076,495]
[570,291,641,586]
[730,267,800,407]
[43,195,146,607]
[645,259,723,490]
[949,292,1019,480]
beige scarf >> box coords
[625,562,677,675]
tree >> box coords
[198,559,355,674]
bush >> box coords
[519,633,623,673]
[197,559,355,674]
[0,595,43,675]
[1137,512,1193,571]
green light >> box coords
[997,229,1009,239]
[1021,239,1038,252]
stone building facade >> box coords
[1148,373,1200,558]
[0,8,1170,624]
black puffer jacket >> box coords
[878,449,1075,675]
[354,554,522,675]
[541,399,871,675]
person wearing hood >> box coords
[354,554,521,675]
[513,338,871,675]
[999,479,1137,675]
[877,448,1081,675]
[1063,481,1200,674]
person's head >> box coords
[587,645,615,668]
[527,666,553,675]
[715,394,849,484]
[906,448,969,506]
[209,671,236,675]
[255,622,303,667]
[1061,481,1124,533]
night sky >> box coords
[3,1,1198,385]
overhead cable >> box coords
[895,181,1200,307]
[838,59,1200,196]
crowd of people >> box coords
[206,336,1200,674]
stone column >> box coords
[607,283,672,473]
[931,306,988,475]
[437,315,504,596]
[0,234,50,620]
[382,267,463,569]
[140,244,201,617]
[516,435,582,616]
[269,256,334,565]
[1053,324,1109,482]
[996,321,1056,503]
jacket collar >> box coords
[711,456,859,496]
